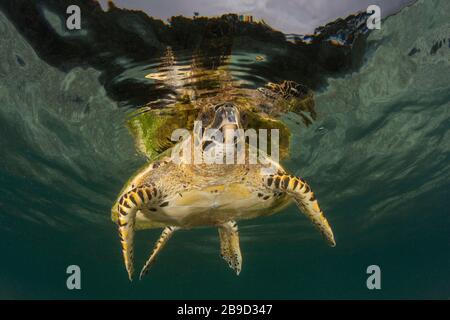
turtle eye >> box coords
[200,112,210,124]
[241,112,248,127]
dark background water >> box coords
[0,0,449,299]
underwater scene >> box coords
[0,0,449,299]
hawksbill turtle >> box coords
[112,47,335,280]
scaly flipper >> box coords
[218,221,242,275]
[264,175,336,246]
[139,226,179,280]
[117,184,158,281]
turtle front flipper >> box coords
[139,226,179,280]
[264,175,336,247]
[116,184,157,281]
[218,221,242,275]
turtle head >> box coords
[207,102,242,132]
[197,102,246,150]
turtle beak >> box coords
[200,103,242,149]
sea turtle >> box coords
[112,46,334,280]
[112,101,336,281]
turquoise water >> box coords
[0,0,449,299]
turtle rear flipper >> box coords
[139,226,179,280]
[218,221,242,275]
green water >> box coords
[0,0,449,299]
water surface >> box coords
[0,0,449,299]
